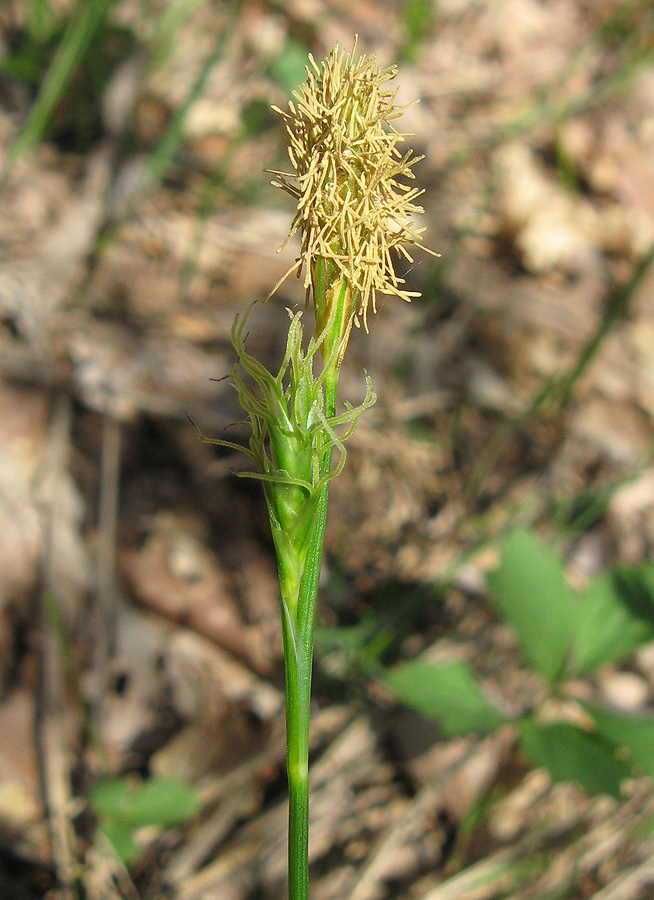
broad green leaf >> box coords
[612,564,654,623]
[569,569,654,676]
[487,530,579,683]
[91,776,200,829]
[91,776,131,821]
[268,39,311,95]
[385,660,507,737]
[100,822,139,865]
[401,0,433,62]
[586,704,654,778]
[122,776,199,827]
[241,99,272,138]
[637,561,654,596]
[519,720,631,798]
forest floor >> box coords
[1,1,654,898]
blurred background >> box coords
[1,1,654,898]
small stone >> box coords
[571,398,651,465]
[599,671,650,712]
[635,643,654,679]
[0,780,41,829]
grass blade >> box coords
[3,0,116,179]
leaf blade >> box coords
[384,660,507,737]
[91,775,200,829]
[487,530,578,683]
[586,704,654,778]
[570,566,654,676]
[519,720,630,798]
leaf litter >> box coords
[0,1,654,898]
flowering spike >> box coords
[273,39,438,358]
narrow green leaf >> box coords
[416,851,542,899]
[487,530,578,683]
[586,704,654,778]
[150,0,213,68]
[146,36,225,189]
[385,660,507,737]
[569,569,654,676]
[519,720,631,798]
[28,0,56,41]
[3,0,116,176]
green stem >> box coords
[284,370,337,900]
[282,601,310,900]
[283,252,344,899]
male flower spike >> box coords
[271,41,438,367]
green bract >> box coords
[223,305,375,620]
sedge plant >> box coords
[198,42,435,900]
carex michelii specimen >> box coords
[197,40,435,900]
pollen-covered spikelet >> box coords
[271,40,437,351]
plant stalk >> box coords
[283,347,339,900]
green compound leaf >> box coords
[586,704,654,778]
[487,530,579,684]
[569,567,654,677]
[519,720,631,798]
[488,532,654,682]
[385,660,508,737]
